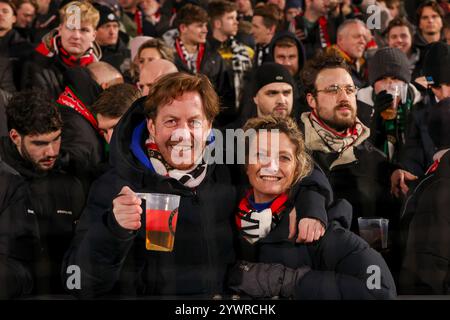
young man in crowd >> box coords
[12,0,37,41]
[208,0,254,118]
[0,91,85,294]
[118,0,157,37]
[22,0,101,99]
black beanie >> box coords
[368,47,411,86]
[427,98,450,150]
[94,4,119,29]
[423,42,450,87]
[254,63,295,95]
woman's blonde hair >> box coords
[243,115,313,186]
[59,1,100,29]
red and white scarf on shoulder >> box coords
[235,190,289,244]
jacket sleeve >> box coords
[61,174,136,299]
[294,221,397,300]
[292,165,333,227]
[399,180,450,294]
[0,173,38,299]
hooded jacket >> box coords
[62,97,238,298]
[0,137,85,294]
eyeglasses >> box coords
[315,84,359,96]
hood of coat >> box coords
[109,97,217,194]
[267,31,306,76]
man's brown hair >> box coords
[301,50,351,94]
[208,0,237,22]
[144,72,220,122]
[416,0,445,24]
[13,0,38,12]
[253,2,283,31]
[174,3,209,29]
[274,36,297,49]
[92,83,141,118]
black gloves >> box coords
[373,90,394,113]
[228,260,311,299]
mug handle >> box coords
[168,208,178,236]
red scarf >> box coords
[134,10,143,36]
[35,36,96,67]
[175,38,205,73]
[235,189,289,242]
[318,16,331,48]
[57,86,102,136]
[425,159,440,175]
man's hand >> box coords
[288,209,325,243]
[112,186,142,230]
[294,28,306,40]
[390,169,418,198]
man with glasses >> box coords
[300,51,396,232]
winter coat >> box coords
[100,37,131,75]
[62,97,238,298]
[0,137,85,294]
[399,150,450,294]
[236,196,397,299]
[0,157,40,299]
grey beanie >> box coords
[368,47,411,86]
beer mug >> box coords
[136,193,180,252]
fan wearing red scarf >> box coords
[22,1,101,100]
[229,116,397,300]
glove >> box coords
[228,260,311,298]
[373,90,394,113]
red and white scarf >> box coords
[35,35,96,67]
[235,189,289,244]
[175,38,205,74]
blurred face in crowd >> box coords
[251,15,274,45]
[373,77,405,95]
[179,22,208,45]
[59,21,96,58]
[10,129,61,171]
[0,2,16,36]
[274,45,299,76]
[419,7,443,36]
[97,114,120,144]
[309,0,329,16]
[215,10,239,37]
[306,68,358,132]
[337,23,368,59]
[96,22,119,46]
[138,47,162,71]
[236,0,252,15]
[36,0,50,14]
[118,0,138,11]
[16,2,36,28]
[388,1,401,19]
[285,7,301,22]
[253,82,293,118]
[247,132,297,203]
[147,91,212,170]
[387,26,413,55]
[431,83,450,101]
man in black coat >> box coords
[62,72,238,298]
[0,155,40,299]
[399,97,450,294]
[0,91,85,294]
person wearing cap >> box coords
[21,1,101,100]
[399,97,450,295]
[300,50,396,232]
[357,47,422,163]
[391,42,450,198]
[94,3,131,75]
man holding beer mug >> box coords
[63,73,238,298]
